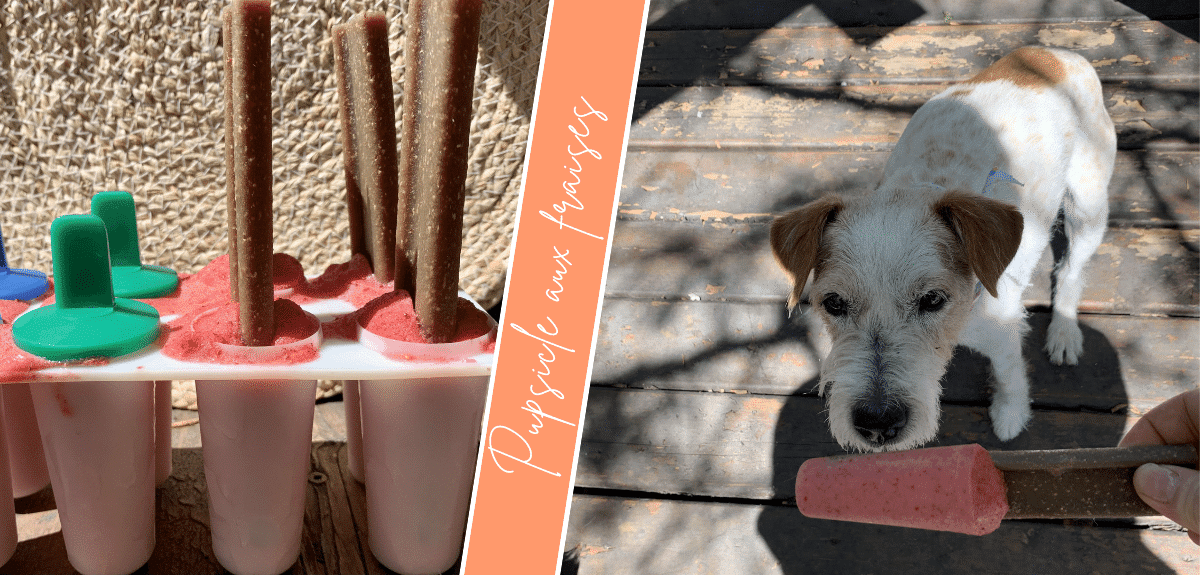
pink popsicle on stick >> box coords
[795,443,1199,536]
[398,0,483,343]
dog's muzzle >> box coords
[850,334,910,446]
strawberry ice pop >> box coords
[196,378,316,575]
[354,1,485,572]
[200,3,318,574]
[359,373,489,574]
[1,384,49,497]
[796,443,1199,536]
[32,380,156,574]
[355,291,494,573]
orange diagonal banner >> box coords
[461,1,649,573]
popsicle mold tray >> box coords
[3,291,496,384]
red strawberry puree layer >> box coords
[327,290,496,362]
[0,253,494,378]
[347,291,494,343]
[157,253,389,365]
[162,298,320,365]
[146,252,371,317]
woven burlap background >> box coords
[1,0,547,407]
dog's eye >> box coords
[822,293,849,316]
[918,290,947,313]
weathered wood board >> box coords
[617,150,1199,225]
[565,494,1199,575]
[590,299,1199,409]
[639,21,1199,86]
[629,84,1197,149]
[644,0,1198,31]
[574,6,1200,575]
[604,220,1200,315]
[575,387,1183,499]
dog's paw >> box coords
[1045,313,1084,366]
[990,396,1032,441]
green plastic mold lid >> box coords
[12,214,161,361]
[90,191,179,299]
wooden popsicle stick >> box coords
[223,7,238,298]
[333,12,399,284]
[333,22,368,265]
[399,0,483,343]
[225,0,275,346]
[991,444,1198,519]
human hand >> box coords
[1119,389,1198,545]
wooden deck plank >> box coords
[565,494,1199,575]
[639,21,1199,86]
[629,84,1197,149]
[576,387,1173,500]
[590,300,1198,410]
[325,442,391,575]
[644,0,1196,30]
[618,150,1198,225]
[604,220,1200,315]
[301,442,369,575]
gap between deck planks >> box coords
[629,83,1196,151]
[590,299,1197,408]
[642,0,1199,32]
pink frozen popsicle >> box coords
[797,444,1007,536]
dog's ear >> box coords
[770,196,844,310]
[933,190,1024,298]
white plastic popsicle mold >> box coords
[3,292,496,385]
[3,289,496,575]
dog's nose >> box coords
[852,402,908,445]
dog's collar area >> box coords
[917,169,1021,198]
[982,169,1023,196]
[973,281,984,303]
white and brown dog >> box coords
[770,47,1115,452]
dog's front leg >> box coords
[961,304,1033,441]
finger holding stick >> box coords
[1120,389,1200,544]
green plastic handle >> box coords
[11,215,160,361]
[90,191,178,299]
